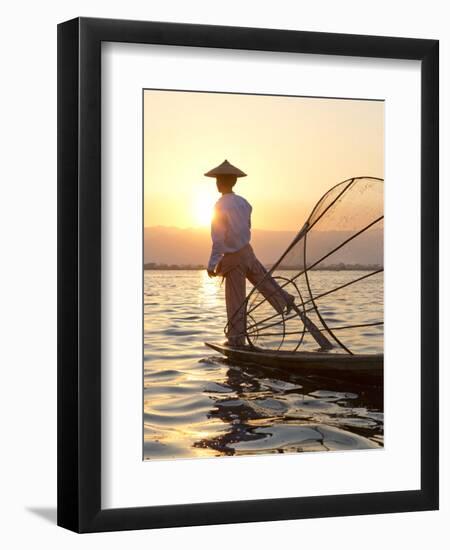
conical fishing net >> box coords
[229,177,384,355]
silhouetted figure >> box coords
[204,160,297,347]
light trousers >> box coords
[217,244,294,346]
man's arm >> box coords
[207,207,226,275]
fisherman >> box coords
[204,159,299,348]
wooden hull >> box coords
[205,342,383,382]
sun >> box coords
[193,191,217,227]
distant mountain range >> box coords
[144,226,383,267]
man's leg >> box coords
[247,256,332,350]
[247,258,294,314]
[224,266,247,347]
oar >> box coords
[291,304,333,350]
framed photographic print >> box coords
[57,17,439,532]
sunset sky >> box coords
[144,90,384,231]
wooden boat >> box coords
[205,342,383,383]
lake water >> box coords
[144,270,384,460]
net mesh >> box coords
[235,177,384,355]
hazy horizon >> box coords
[144,225,383,266]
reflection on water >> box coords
[144,270,383,460]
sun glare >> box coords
[194,191,217,227]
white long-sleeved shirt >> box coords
[208,193,252,271]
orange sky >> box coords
[144,90,384,231]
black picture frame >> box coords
[57,17,439,533]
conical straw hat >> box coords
[204,159,247,178]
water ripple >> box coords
[144,270,383,460]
